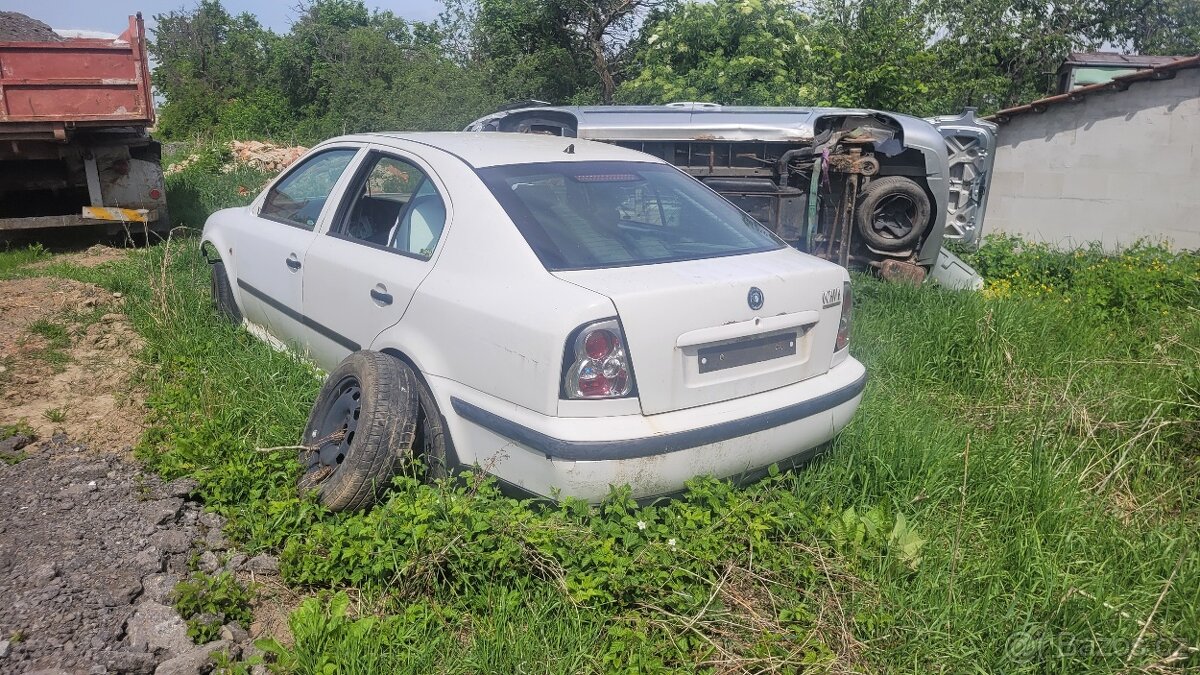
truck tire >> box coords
[854,176,932,251]
[210,262,242,324]
[298,351,419,512]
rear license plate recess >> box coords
[697,332,797,373]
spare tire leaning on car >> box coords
[298,351,453,511]
[298,351,420,512]
[854,176,932,252]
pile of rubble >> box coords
[163,154,201,177]
[0,12,63,42]
[164,141,309,177]
[226,140,308,173]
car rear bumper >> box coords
[432,357,866,502]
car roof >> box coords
[328,131,663,169]
[467,104,935,143]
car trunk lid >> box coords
[554,248,847,415]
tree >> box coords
[620,0,936,112]
[150,0,278,136]
[804,0,938,114]
[562,0,667,104]
[619,0,819,106]
[148,0,1200,141]
[442,0,594,103]
[1115,0,1200,54]
[924,0,1135,112]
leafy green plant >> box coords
[172,571,255,644]
[963,235,1200,321]
[42,408,66,424]
[0,421,35,440]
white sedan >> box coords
[201,132,865,509]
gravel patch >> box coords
[0,434,259,673]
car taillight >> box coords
[563,319,635,399]
[835,281,852,352]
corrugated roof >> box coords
[1061,51,1184,68]
[988,53,1200,123]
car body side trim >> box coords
[236,279,361,352]
[450,372,866,461]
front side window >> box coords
[260,148,358,230]
[337,153,447,259]
[477,161,782,270]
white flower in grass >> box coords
[637,520,647,530]
[667,538,677,548]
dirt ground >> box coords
[0,276,145,448]
[0,263,281,673]
[30,245,133,270]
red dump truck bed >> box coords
[0,14,154,140]
[0,14,167,235]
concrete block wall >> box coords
[984,66,1200,251]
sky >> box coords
[5,0,447,35]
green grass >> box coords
[22,318,72,370]
[0,243,50,278]
[4,167,1197,672]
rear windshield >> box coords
[477,161,783,270]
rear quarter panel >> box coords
[368,159,616,420]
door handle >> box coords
[285,256,301,271]
[370,288,393,306]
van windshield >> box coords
[477,161,783,271]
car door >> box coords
[228,146,362,345]
[300,146,452,369]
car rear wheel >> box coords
[210,261,242,323]
[298,351,419,512]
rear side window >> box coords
[477,161,782,270]
[336,152,447,259]
[260,149,358,230]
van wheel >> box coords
[298,351,419,512]
[210,262,242,323]
[854,176,932,251]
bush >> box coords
[216,89,296,140]
[964,235,1200,320]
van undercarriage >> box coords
[468,104,996,286]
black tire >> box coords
[854,176,932,251]
[298,351,419,512]
[210,261,242,324]
[411,373,451,482]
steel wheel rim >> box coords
[306,375,362,474]
[871,194,918,239]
